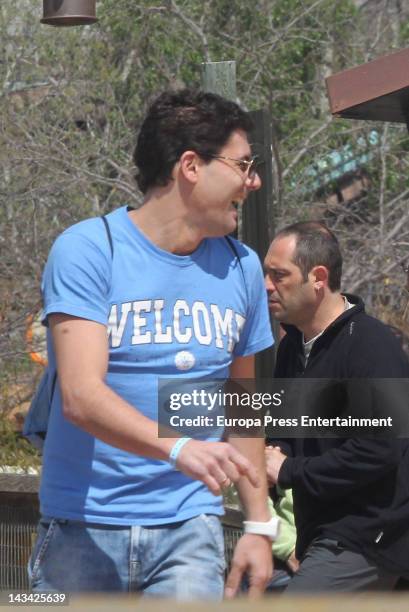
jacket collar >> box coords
[281,293,365,349]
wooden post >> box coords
[201,61,237,101]
[242,110,273,264]
[201,63,276,379]
[201,61,238,240]
[243,110,276,379]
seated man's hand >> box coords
[265,446,287,485]
[286,550,300,574]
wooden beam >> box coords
[0,472,40,493]
[326,47,409,123]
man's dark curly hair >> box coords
[133,88,254,194]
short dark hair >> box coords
[276,221,342,291]
[133,88,254,194]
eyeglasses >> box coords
[209,155,261,178]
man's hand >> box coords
[224,533,273,599]
[286,550,300,574]
[176,440,260,496]
[265,446,287,485]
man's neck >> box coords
[299,293,346,342]
[129,190,205,255]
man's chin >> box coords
[269,304,285,318]
[205,224,236,239]
[270,309,290,324]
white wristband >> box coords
[243,516,280,541]
[169,437,191,468]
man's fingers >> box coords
[247,580,266,599]
[265,445,281,453]
[215,458,240,484]
[220,476,231,489]
[228,450,260,487]
[211,464,233,489]
[177,441,260,492]
[202,473,223,496]
[211,444,260,488]
[224,563,243,599]
[209,468,232,491]
[243,467,260,488]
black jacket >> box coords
[270,294,409,574]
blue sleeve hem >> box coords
[43,303,108,326]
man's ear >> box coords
[178,151,200,184]
[311,265,329,290]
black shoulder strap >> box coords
[224,235,249,302]
[101,215,114,259]
[102,220,242,293]
[225,235,244,278]
[50,370,58,398]
[103,218,236,276]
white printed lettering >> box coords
[153,299,172,343]
[108,302,132,348]
[210,305,234,350]
[192,301,212,345]
[174,300,192,343]
[131,300,152,344]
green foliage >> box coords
[0,416,41,470]
[1,0,409,465]
[400,16,409,41]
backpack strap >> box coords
[103,217,241,294]
[103,217,238,285]
[38,369,58,441]
[225,235,243,277]
[224,235,249,303]
[101,215,114,258]
[50,370,58,402]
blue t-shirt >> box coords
[40,206,273,524]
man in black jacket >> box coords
[264,220,409,592]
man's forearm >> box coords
[61,378,261,497]
[224,436,274,599]
[61,377,176,460]
[229,437,271,521]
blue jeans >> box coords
[28,514,225,600]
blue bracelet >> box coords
[169,437,192,468]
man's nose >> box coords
[245,171,262,191]
[265,273,275,291]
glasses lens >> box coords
[237,160,250,173]
[248,156,260,178]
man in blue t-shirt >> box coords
[29,89,276,599]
